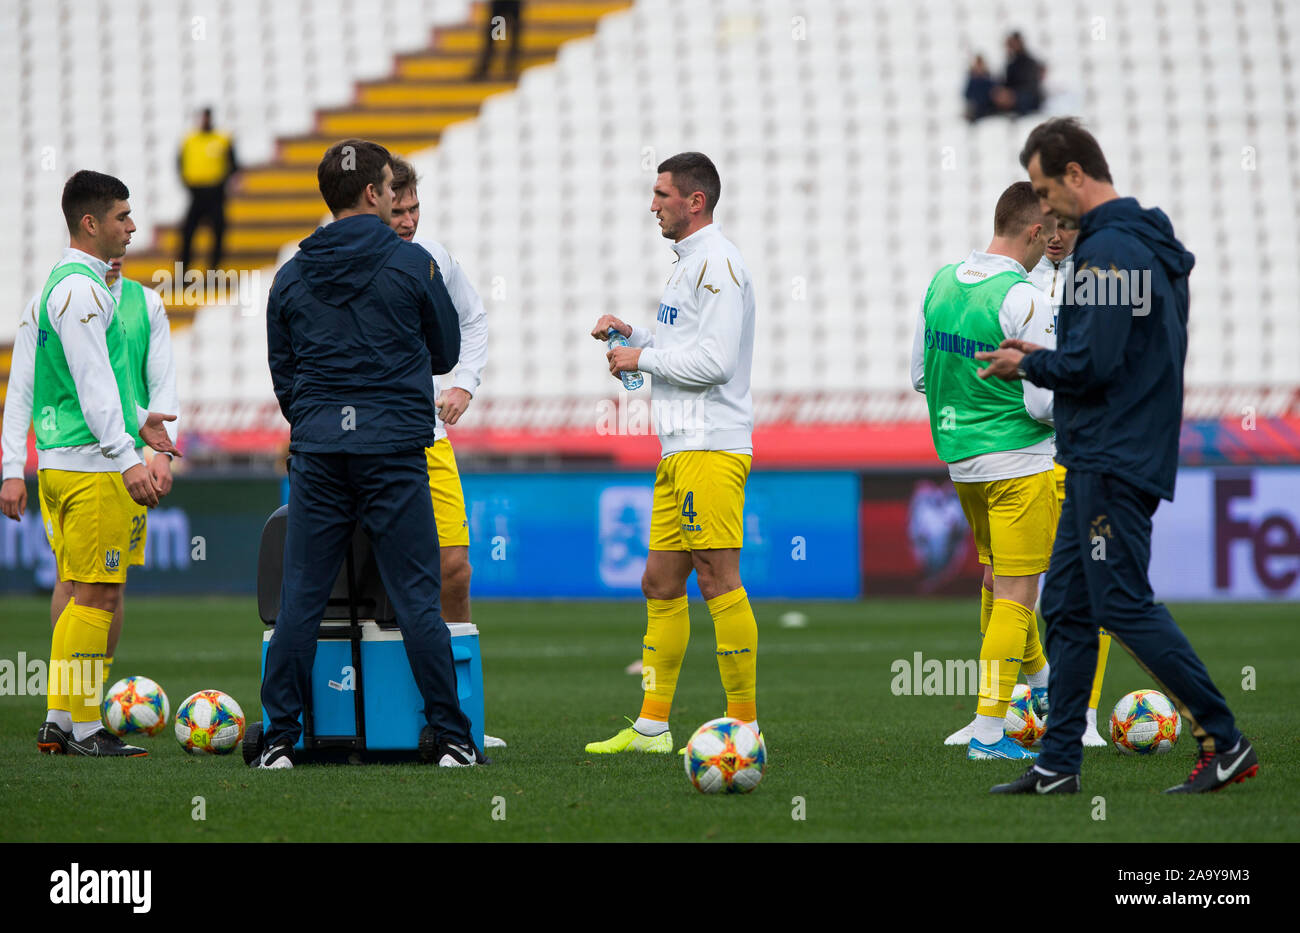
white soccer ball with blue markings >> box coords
[101,675,170,737]
[1110,689,1182,754]
[175,690,246,755]
[684,717,766,794]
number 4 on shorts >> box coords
[681,491,697,523]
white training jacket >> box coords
[1029,252,1075,310]
[2,266,178,480]
[910,250,1057,484]
[626,223,756,458]
[2,248,164,476]
[412,235,488,444]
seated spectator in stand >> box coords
[965,55,997,122]
[992,31,1046,116]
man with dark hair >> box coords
[386,156,504,749]
[25,170,178,757]
[993,32,1046,116]
[911,181,1059,759]
[177,107,238,274]
[585,151,760,755]
[258,140,481,769]
[3,251,180,714]
[978,118,1258,794]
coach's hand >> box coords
[0,478,26,521]
[591,315,632,341]
[436,387,473,426]
[999,339,1044,354]
[974,347,1024,381]
[123,463,159,508]
[139,411,181,457]
[608,345,642,376]
[149,454,174,498]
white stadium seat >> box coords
[4,0,1296,404]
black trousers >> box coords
[1037,469,1241,774]
[179,184,227,272]
[473,0,522,77]
[262,449,475,751]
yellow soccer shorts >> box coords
[425,438,470,548]
[954,469,1059,576]
[649,450,751,551]
[1054,461,1067,503]
[39,469,146,584]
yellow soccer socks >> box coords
[975,598,1034,742]
[978,584,995,636]
[708,587,758,724]
[45,599,73,731]
[1089,629,1112,710]
[1022,610,1048,683]
[636,595,690,726]
[58,600,112,728]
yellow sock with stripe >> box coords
[708,587,758,723]
[46,598,73,730]
[59,602,112,725]
[1021,610,1049,687]
[636,595,690,725]
[978,584,995,636]
[975,599,1034,741]
[1089,630,1112,710]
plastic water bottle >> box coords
[607,327,644,390]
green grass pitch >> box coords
[0,596,1294,842]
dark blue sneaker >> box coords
[991,765,1080,794]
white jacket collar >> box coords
[63,247,112,283]
[671,223,719,260]
[965,249,1030,276]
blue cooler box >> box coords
[259,621,484,753]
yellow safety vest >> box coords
[180,131,232,187]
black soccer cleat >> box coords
[419,726,487,767]
[990,765,1080,795]
[37,721,71,755]
[1163,739,1258,794]
[251,740,295,770]
[66,729,148,757]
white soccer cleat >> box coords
[484,734,507,748]
[624,659,643,675]
[945,718,978,745]
[1081,724,1108,746]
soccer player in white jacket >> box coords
[586,152,760,754]
[911,181,1058,759]
[7,170,177,757]
[2,256,178,701]
[387,157,504,749]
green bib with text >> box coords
[33,263,140,450]
[921,263,1053,463]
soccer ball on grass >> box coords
[684,717,766,794]
[1110,689,1181,754]
[1004,683,1045,748]
[101,675,170,737]
[175,689,246,755]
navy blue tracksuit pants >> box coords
[1037,470,1241,775]
[262,449,474,751]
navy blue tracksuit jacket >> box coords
[262,213,475,753]
[267,213,459,450]
[1019,198,1241,773]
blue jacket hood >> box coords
[295,214,402,305]
[1080,197,1195,281]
